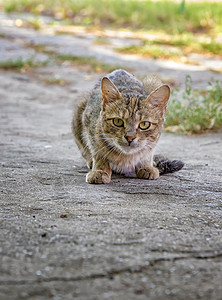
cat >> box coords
[72,69,184,184]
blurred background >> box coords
[0,0,221,134]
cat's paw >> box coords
[86,170,111,184]
[136,166,159,180]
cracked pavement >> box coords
[0,12,222,300]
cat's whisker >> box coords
[92,144,109,157]
[93,145,117,162]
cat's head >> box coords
[100,76,170,154]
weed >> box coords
[165,76,222,134]
[22,44,124,73]
[43,77,69,85]
[116,43,181,60]
[116,32,222,59]
[25,16,44,30]
[54,54,121,73]
[26,43,47,52]
[93,37,111,45]
[0,57,48,70]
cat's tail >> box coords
[153,155,184,175]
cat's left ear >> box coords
[147,85,170,110]
[101,77,121,107]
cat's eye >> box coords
[113,118,124,127]
[139,121,151,130]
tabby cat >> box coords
[72,69,183,184]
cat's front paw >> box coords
[136,166,159,180]
[86,170,111,184]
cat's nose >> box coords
[125,136,136,145]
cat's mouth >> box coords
[104,134,145,155]
[107,140,139,155]
[119,141,144,154]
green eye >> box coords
[139,121,151,130]
[113,118,124,127]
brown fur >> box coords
[72,69,172,184]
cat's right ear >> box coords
[147,84,170,111]
[101,77,121,108]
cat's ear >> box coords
[147,85,170,110]
[101,77,121,106]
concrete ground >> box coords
[0,12,222,300]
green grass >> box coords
[54,54,122,73]
[0,57,48,70]
[117,43,181,60]
[165,76,222,134]
[93,37,111,45]
[10,44,125,73]
[43,77,69,85]
[22,44,123,72]
[2,0,222,34]
[25,16,44,30]
[162,35,222,56]
[116,32,222,59]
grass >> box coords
[0,57,48,70]
[117,43,181,60]
[2,43,122,73]
[43,77,69,85]
[54,54,122,73]
[116,32,222,59]
[25,16,44,30]
[0,40,125,73]
[93,37,112,45]
[165,76,222,134]
[2,1,221,61]
[2,0,222,34]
